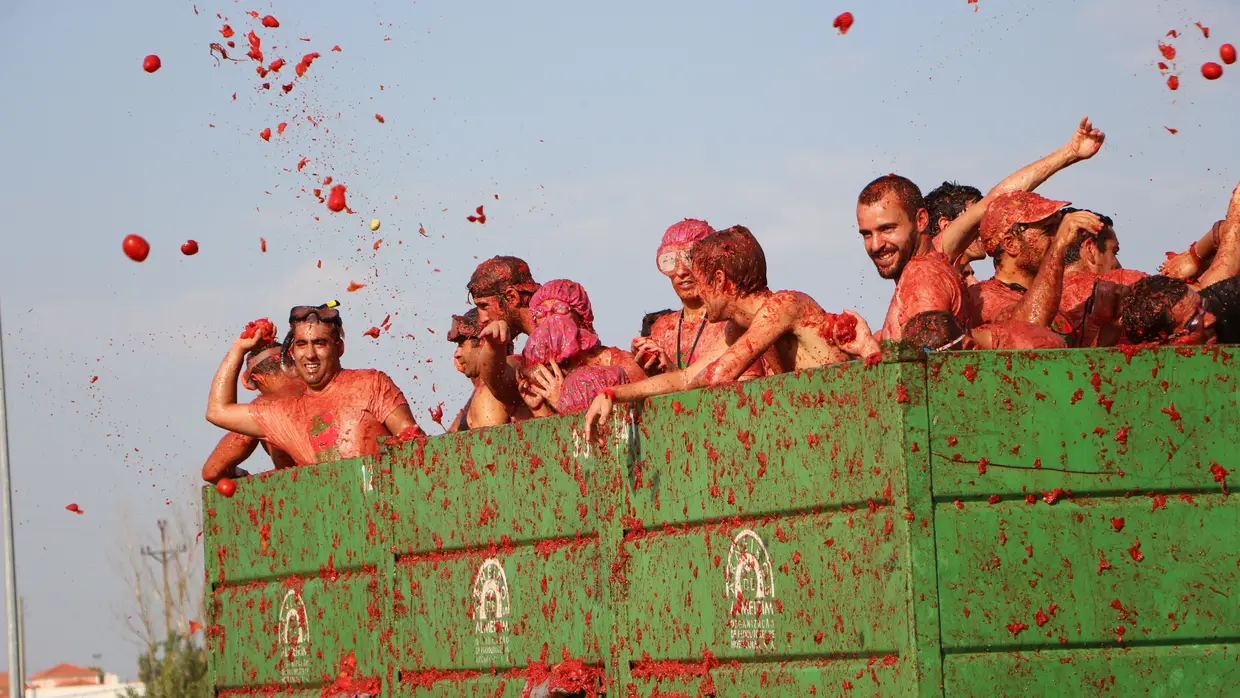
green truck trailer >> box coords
[202,345,1240,697]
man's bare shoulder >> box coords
[650,311,679,338]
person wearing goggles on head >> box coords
[206,302,424,466]
[201,339,301,483]
[631,219,774,380]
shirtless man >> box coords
[858,117,1106,340]
[584,226,878,439]
[901,310,1067,351]
[447,309,521,432]
[201,340,299,483]
[468,256,541,342]
[925,181,984,284]
[205,305,423,466]
[630,219,773,380]
[970,194,1104,340]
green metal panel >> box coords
[203,345,1240,696]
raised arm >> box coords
[383,404,425,440]
[693,301,797,388]
[201,432,259,483]
[1196,181,1240,288]
[998,210,1103,328]
[476,322,524,408]
[941,117,1105,262]
[205,333,267,438]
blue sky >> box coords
[0,0,1238,678]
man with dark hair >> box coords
[583,226,878,439]
[858,117,1106,341]
[639,309,675,340]
[901,310,1066,351]
[926,181,985,284]
[447,309,522,432]
[201,340,300,482]
[468,256,541,343]
[206,305,423,466]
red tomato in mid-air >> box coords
[122,235,150,262]
[327,185,347,212]
[832,12,854,35]
[143,54,161,73]
[1202,62,1223,80]
[216,477,237,498]
[1222,44,1237,66]
[181,240,199,255]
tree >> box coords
[126,631,209,698]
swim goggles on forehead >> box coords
[531,300,574,322]
[656,246,691,274]
[289,300,341,324]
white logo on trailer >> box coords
[724,529,778,650]
[472,558,511,663]
[278,589,312,682]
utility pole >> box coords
[141,519,186,637]
[17,596,25,682]
[0,302,24,698]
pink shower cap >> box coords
[556,365,629,413]
[660,218,715,248]
[522,279,601,365]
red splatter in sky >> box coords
[373,239,382,251]
[188,621,202,634]
[297,157,309,171]
[347,281,366,292]
[375,114,385,123]
[832,12,854,35]
[66,504,84,515]
[220,24,234,38]
[277,122,288,136]
[1202,62,1223,80]
[90,376,98,384]
[122,234,150,262]
[1164,126,1178,134]
[1222,44,1236,65]
[142,55,161,73]
[1167,75,1180,90]
[295,52,321,77]
[181,240,199,255]
[268,57,285,72]
[259,127,271,141]
[260,237,267,252]
[466,205,487,224]
[282,82,294,94]
[1166,30,1179,38]
[362,327,380,338]
[1158,42,1176,61]
[1196,22,1210,39]
[428,402,445,427]
[331,45,342,52]
[261,15,280,28]
[327,185,347,212]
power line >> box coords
[140,520,186,636]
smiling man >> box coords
[205,305,424,466]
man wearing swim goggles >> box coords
[206,302,425,466]
[631,218,772,380]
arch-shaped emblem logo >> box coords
[277,588,312,681]
[472,558,511,663]
[724,529,778,650]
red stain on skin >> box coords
[362,327,380,339]
[122,234,150,262]
[1202,62,1223,80]
[261,14,279,28]
[1167,75,1180,90]
[180,240,199,256]
[327,185,347,212]
[466,205,487,224]
[346,281,365,292]
[65,503,84,515]
[1111,517,1125,532]
[259,127,271,141]
[1158,42,1176,61]
[142,55,161,73]
[832,12,854,34]
[375,114,385,123]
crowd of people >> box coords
[200,116,1240,481]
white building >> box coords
[1,664,145,697]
